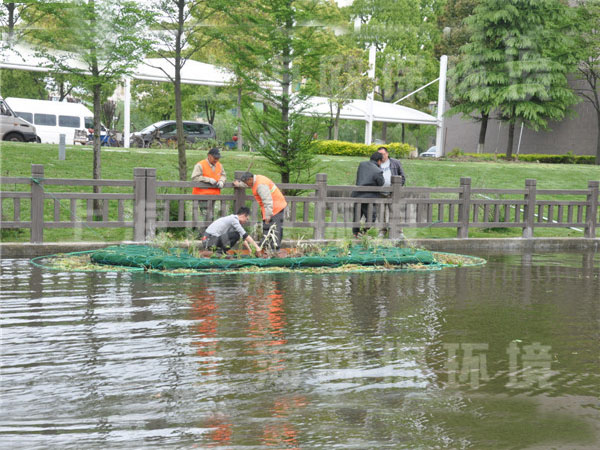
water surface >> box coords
[1,251,599,448]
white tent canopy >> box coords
[0,43,234,86]
[136,58,234,86]
[1,43,447,152]
[299,96,437,126]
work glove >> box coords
[217,180,224,189]
[208,178,217,185]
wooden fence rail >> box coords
[0,165,598,243]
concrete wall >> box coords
[444,83,598,156]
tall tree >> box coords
[147,0,216,182]
[436,0,479,60]
[0,69,48,99]
[212,0,340,183]
[451,0,579,158]
[573,0,600,165]
[0,2,43,43]
[317,47,373,140]
[349,0,443,142]
[35,0,151,207]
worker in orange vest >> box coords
[233,172,287,249]
[191,148,226,195]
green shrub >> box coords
[462,152,595,165]
[310,140,414,158]
[448,147,464,157]
[515,152,594,164]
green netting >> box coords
[90,244,436,271]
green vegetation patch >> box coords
[31,244,485,276]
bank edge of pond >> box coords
[2,238,599,258]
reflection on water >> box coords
[1,251,598,449]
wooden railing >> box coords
[0,165,598,243]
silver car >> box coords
[0,97,39,142]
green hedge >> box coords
[311,140,414,158]
[460,152,596,165]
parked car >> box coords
[131,120,216,147]
[0,97,39,142]
[419,146,438,158]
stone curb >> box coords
[1,238,598,258]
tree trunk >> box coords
[506,121,516,160]
[7,3,15,40]
[381,122,387,142]
[204,101,215,124]
[92,82,102,218]
[596,109,600,165]
[175,1,186,182]
[280,20,292,185]
[477,112,489,154]
[237,86,243,151]
[334,107,341,141]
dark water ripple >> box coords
[1,252,599,449]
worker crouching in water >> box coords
[201,207,261,254]
[233,172,287,249]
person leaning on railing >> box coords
[233,172,287,249]
[191,147,226,194]
[351,151,385,237]
[378,146,406,238]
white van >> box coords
[0,97,39,142]
[5,97,96,145]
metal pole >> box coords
[58,134,66,160]
[516,122,524,155]
[434,55,448,157]
[364,45,376,145]
[124,76,131,148]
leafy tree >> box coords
[450,0,579,158]
[573,0,600,165]
[34,0,152,209]
[349,0,443,142]
[436,0,479,60]
[0,2,44,43]
[211,0,341,184]
[0,69,48,99]
[147,0,217,181]
[317,47,373,140]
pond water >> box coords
[1,251,599,449]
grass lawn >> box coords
[1,141,598,242]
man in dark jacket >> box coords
[351,151,384,236]
[378,146,406,237]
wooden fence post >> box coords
[313,173,327,239]
[233,170,246,213]
[523,179,537,238]
[145,168,157,241]
[389,175,403,239]
[457,177,471,238]
[133,167,146,242]
[30,164,44,243]
[585,180,599,238]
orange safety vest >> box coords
[192,159,223,195]
[252,175,287,218]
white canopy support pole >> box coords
[434,55,448,157]
[364,45,376,145]
[393,77,440,105]
[124,76,131,148]
[516,122,524,155]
